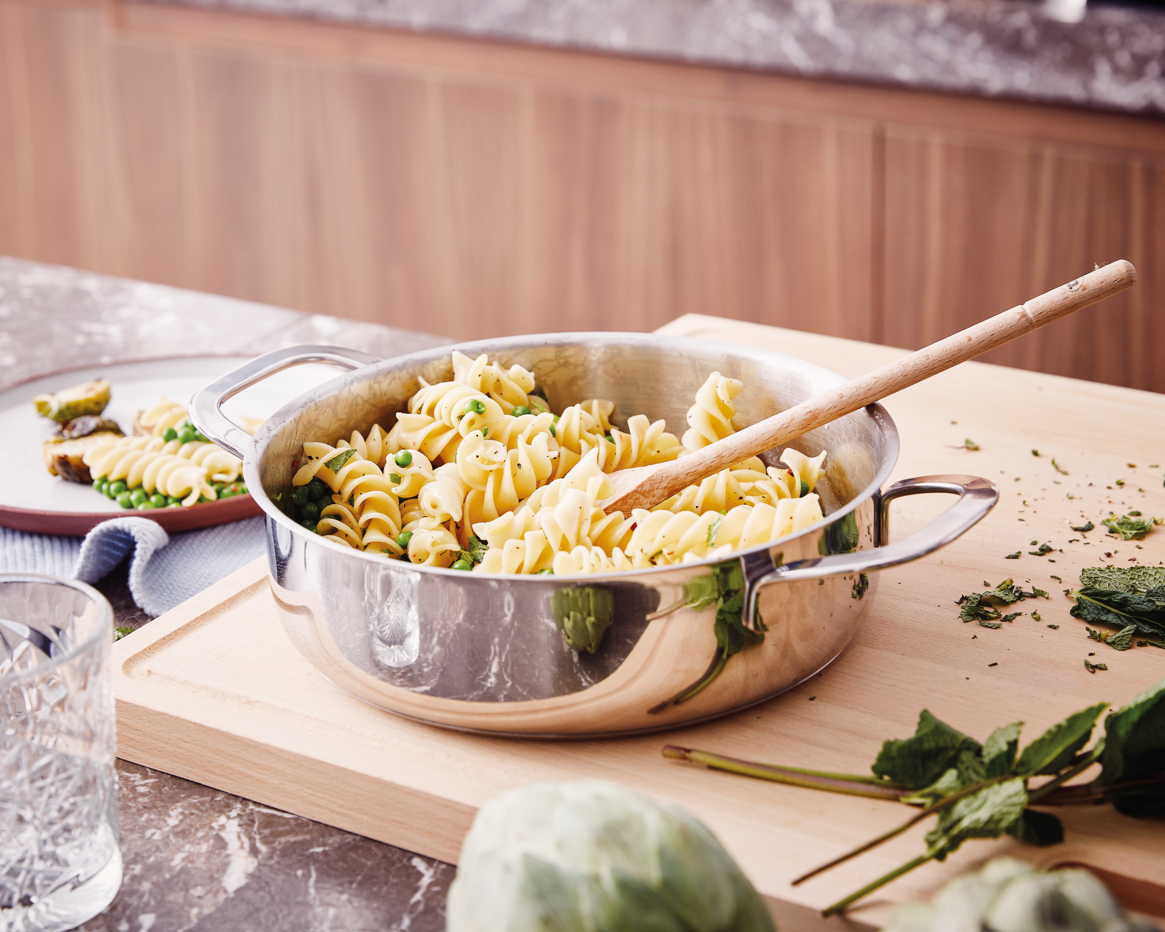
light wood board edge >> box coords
[111,559,878,930]
[113,558,473,865]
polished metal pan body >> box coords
[192,334,997,737]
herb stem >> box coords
[661,746,906,798]
[791,774,1011,886]
[821,853,934,917]
[1039,773,1165,806]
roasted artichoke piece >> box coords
[57,415,123,440]
[43,432,122,483]
[32,379,111,423]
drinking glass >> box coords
[0,575,122,932]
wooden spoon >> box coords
[599,259,1137,517]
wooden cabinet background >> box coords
[2,0,1164,391]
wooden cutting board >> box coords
[113,315,1165,929]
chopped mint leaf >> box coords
[1102,513,1161,541]
[324,449,356,472]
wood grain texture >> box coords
[0,0,875,342]
[4,0,1165,388]
[601,260,1138,515]
[883,126,1165,390]
[113,317,1165,929]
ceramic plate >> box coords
[0,356,342,536]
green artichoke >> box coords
[882,857,1160,932]
[446,781,776,932]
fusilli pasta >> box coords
[287,353,829,575]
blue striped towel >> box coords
[0,517,266,616]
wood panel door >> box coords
[883,125,1165,391]
[0,0,876,343]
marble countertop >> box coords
[145,0,1165,115]
[0,256,454,932]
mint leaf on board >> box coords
[1015,703,1107,776]
[1084,660,1108,673]
[1097,678,1165,817]
[958,593,1002,625]
[1102,513,1162,541]
[983,721,1023,778]
[1070,588,1165,640]
[1071,521,1095,532]
[1006,808,1065,847]
[925,778,1028,860]
[324,448,356,472]
[957,579,1045,627]
[1081,565,1165,592]
[872,711,984,790]
[1105,625,1138,651]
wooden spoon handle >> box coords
[614,260,1137,512]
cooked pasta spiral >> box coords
[289,353,831,575]
[682,372,743,451]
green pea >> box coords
[237,484,248,494]
[108,480,128,497]
[136,501,157,510]
[166,496,182,507]
[179,429,196,445]
[394,450,413,468]
[396,530,413,549]
[450,558,473,571]
[307,477,330,500]
[605,433,615,444]
[92,477,105,492]
[302,519,318,532]
[464,398,486,416]
[535,568,554,575]
[800,480,810,497]
[129,488,148,507]
[149,493,167,507]
[301,501,320,522]
[162,427,178,442]
[511,405,530,417]
[116,491,133,509]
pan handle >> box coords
[190,345,381,459]
[757,474,998,587]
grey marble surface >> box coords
[0,256,455,932]
[144,0,1165,115]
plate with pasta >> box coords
[1,355,340,535]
